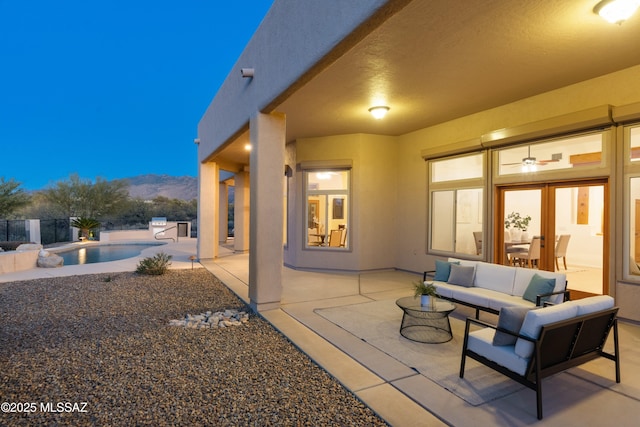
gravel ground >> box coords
[0,269,388,426]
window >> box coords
[430,188,483,255]
[428,153,485,257]
[304,170,349,249]
[497,134,603,176]
[432,154,483,182]
[630,126,640,162]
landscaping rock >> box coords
[36,249,64,268]
[0,269,387,426]
[169,309,249,329]
[15,243,42,251]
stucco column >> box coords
[234,171,250,252]
[197,161,219,260]
[218,182,229,244]
[249,112,285,311]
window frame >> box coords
[623,123,640,281]
[427,152,486,259]
[302,168,351,251]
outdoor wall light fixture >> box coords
[368,106,390,119]
[594,0,640,24]
[244,143,252,151]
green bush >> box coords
[136,252,173,275]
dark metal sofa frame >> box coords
[423,270,570,319]
[460,307,620,420]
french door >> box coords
[496,179,608,296]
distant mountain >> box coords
[124,174,197,201]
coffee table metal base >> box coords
[395,296,456,344]
[399,313,453,343]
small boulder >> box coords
[37,250,64,268]
[16,243,43,252]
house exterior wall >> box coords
[266,63,640,318]
[287,133,398,271]
[197,1,640,317]
[197,162,219,260]
[248,112,286,311]
[395,64,640,321]
[197,0,395,159]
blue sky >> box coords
[0,1,273,190]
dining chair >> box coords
[340,227,348,247]
[328,229,342,247]
[555,234,571,270]
[473,231,482,255]
[511,236,541,268]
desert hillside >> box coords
[124,174,197,201]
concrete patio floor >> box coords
[2,238,639,426]
[204,246,640,427]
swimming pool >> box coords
[57,243,165,265]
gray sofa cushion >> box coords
[575,295,614,315]
[515,303,579,359]
[493,306,531,346]
[447,264,475,287]
[473,262,517,294]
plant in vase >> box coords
[504,212,531,242]
[413,280,438,308]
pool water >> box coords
[58,243,164,265]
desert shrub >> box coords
[136,252,172,275]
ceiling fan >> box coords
[502,146,562,170]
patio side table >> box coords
[395,296,456,343]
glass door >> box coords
[497,180,608,297]
[498,187,545,268]
[552,182,607,297]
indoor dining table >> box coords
[504,239,530,265]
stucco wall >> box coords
[401,65,640,150]
[395,65,640,274]
[0,250,39,274]
[393,64,640,321]
[197,0,400,156]
[292,133,398,271]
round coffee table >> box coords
[395,296,456,343]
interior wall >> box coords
[292,133,398,271]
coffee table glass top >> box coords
[395,296,455,314]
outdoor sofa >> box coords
[460,295,619,420]
[423,258,570,319]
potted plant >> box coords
[413,280,438,308]
[504,212,531,241]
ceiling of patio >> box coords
[219,0,640,167]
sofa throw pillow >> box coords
[493,306,531,346]
[522,274,556,304]
[434,260,458,281]
[447,264,475,287]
